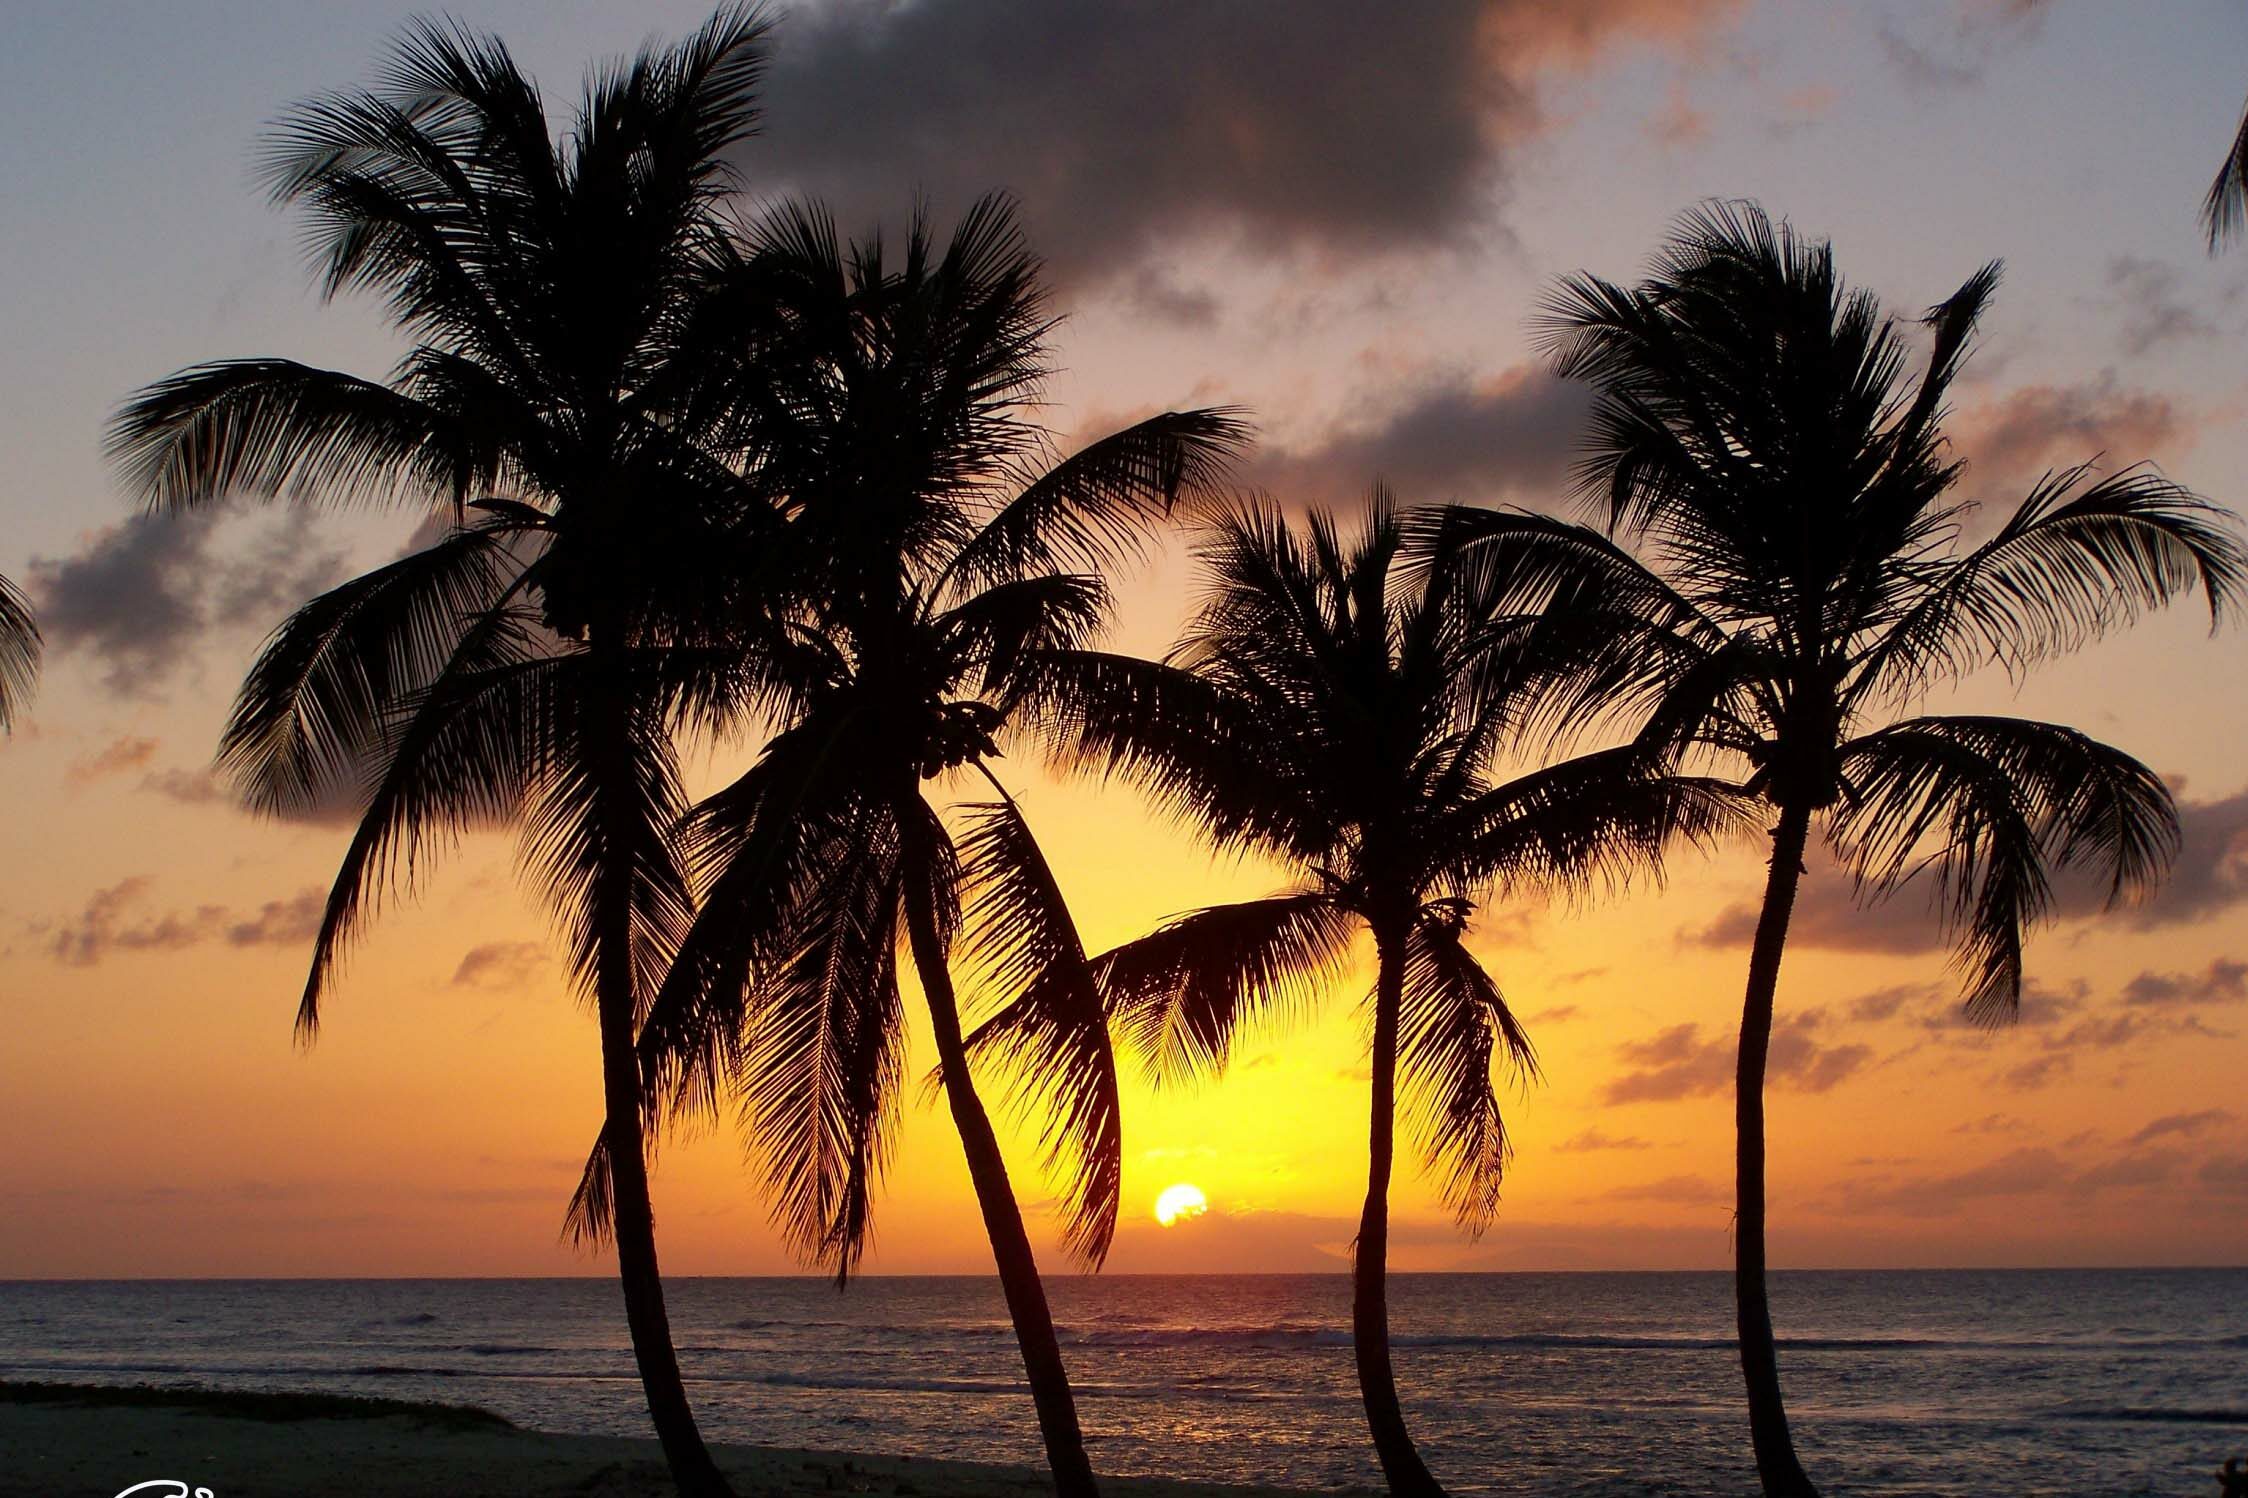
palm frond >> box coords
[941,574,1111,705]
[1831,715,2177,1023]
[955,792,1122,1267]
[738,799,905,1280]
[109,359,476,513]
[942,409,1252,591]
[0,572,40,733]
[1852,464,2247,703]
[1443,743,1749,899]
[562,1136,614,1247]
[516,673,699,1013]
[641,706,885,1128]
[2203,93,2248,251]
[219,517,531,816]
[1015,648,1315,856]
[1098,891,1357,1085]
[1396,914,1535,1234]
[293,620,556,1041]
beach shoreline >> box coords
[0,1382,1336,1498]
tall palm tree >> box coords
[995,494,1739,1497]
[106,12,785,1493]
[615,198,1249,1498]
[0,572,36,730]
[1457,201,2246,1496]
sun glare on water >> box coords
[1153,1182,1209,1227]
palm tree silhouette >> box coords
[616,198,1248,1498]
[106,11,783,1492]
[0,573,36,731]
[997,493,1738,1497]
[1466,201,2245,1496]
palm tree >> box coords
[0,572,36,730]
[617,198,1249,1498]
[1456,200,2246,1496]
[996,493,1739,1497]
[106,12,785,1493]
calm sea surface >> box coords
[3,1271,2242,1496]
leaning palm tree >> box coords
[106,12,784,1493]
[1457,200,2244,1496]
[999,494,1738,1497]
[0,572,36,730]
[616,198,1249,1498]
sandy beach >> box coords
[0,1383,1327,1498]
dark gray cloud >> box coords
[2106,257,2220,358]
[1844,982,1933,1023]
[1951,1112,2026,1135]
[1247,366,1593,509]
[1956,376,2188,491]
[1690,791,2248,959]
[1998,1052,2071,1092]
[752,0,1736,290]
[1687,865,1945,957]
[2115,791,2248,929]
[48,877,323,967]
[29,507,347,697]
[2070,1146,2190,1195]
[451,941,549,990]
[1553,1127,1650,1153]
[1861,1146,2069,1217]
[1878,0,2054,90]
[136,760,361,829]
[2202,1155,2248,1192]
[1602,1174,1723,1204]
[64,734,160,788]
[2120,958,2247,1009]
[1602,1012,1871,1104]
[2128,1109,2233,1148]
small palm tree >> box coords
[1465,201,2245,1496]
[0,573,36,730]
[107,12,783,1493]
[620,199,1248,1498]
[999,494,1737,1497]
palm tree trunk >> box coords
[900,804,1100,1498]
[1736,800,1819,1498]
[1356,924,1445,1498]
[588,655,733,1498]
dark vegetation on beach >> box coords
[0,1379,514,1432]
[57,5,2243,1498]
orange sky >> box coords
[3,0,2246,1278]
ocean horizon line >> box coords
[5,1262,2244,1285]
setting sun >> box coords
[1153,1183,1209,1227]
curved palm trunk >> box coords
[900,802,1100,1498]
[1736,801,1819,1498]
[588,655,733,1498]
[1356,925,1445,1498]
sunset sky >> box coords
[4,0,2246,1280]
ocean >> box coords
[3,1271,2241,1496]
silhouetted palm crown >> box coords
[1021,496,1736,1221]
[107,13,784,1492]
[108,12,785,1034]
[626,199,1248,1277]
[1468,204,2246,1015]
[1450,201,2244,1498]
